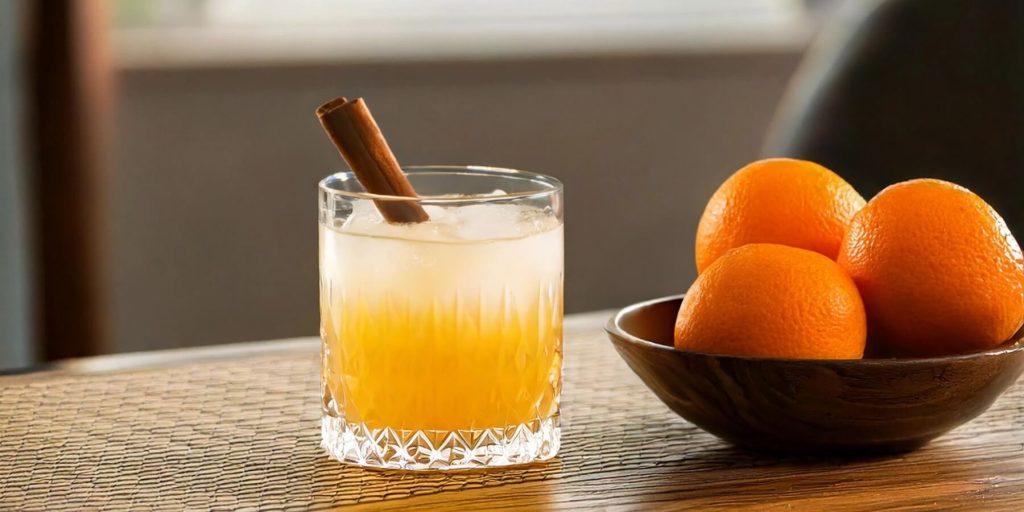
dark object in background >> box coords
[607,295,1024,454]
[765,0,1024,235]
[26,0,112,359]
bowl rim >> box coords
[606,294,1024,366]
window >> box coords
[111,0,813,67]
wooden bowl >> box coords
[606,295,1024,454]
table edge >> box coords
[0,309,615,381]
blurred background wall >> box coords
[7,0,1018,368]
[3,0,855,366]
[109,0,817,353]
[112,54,801,352]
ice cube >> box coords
[342,199,384,233]
[452,204,526,240]
[423,205,456,224]
[352,199,381,219]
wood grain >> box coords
[1,312,1023,511]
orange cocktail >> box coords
[319,166,563,470]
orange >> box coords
[675,243,867,359]
[695,158,866,273]
[838,179,1024,356]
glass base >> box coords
[320,415,560,471]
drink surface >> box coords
[320,200,563,432]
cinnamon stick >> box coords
[316,97,429,223]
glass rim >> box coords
[318,165,563,204]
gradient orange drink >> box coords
[319,167,563,470]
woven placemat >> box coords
[0,319,647,510]
[3,316,1024,511]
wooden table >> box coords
[2,311,1023,511]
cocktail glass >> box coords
[319,166,563,470]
